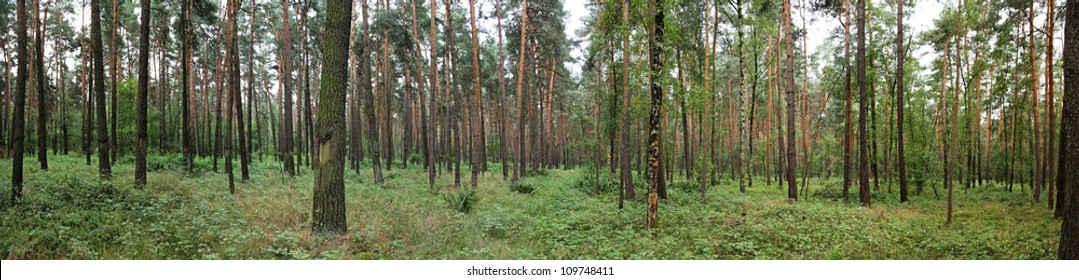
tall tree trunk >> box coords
[1058,0,1079,260]
[513,0,529,185]
[35,2,47,171]
[784,0,797,202]
[182,0,193,171]
[469,0,482,188]
[427,0,438,187]
[622,0,635,200]
[110,0,118,165]
[362,0,383,184]
[1030,0,1042,203]
[497,0,507,180]
[135,0,151,188]
[842,0,852,201]
[231,0,249,183]
[896,0,907,203]
[281,0,296,176]
[312,0,350,237]
[856,0,868,207]
[11,0,28,202]
[93,0,111,179]
[646,0,664,228]
[1046,0,1057,210]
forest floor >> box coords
[0,155,1062,259]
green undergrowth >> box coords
[0,155,1060,259]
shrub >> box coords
[443,188,479,213]
[509,182,536,194]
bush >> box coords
[443,188,479,213]
[668,181,699,193]
[509,182,536,194]
[571,172,619,195]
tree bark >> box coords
[93,0,111,179]
[11,0,28,202]
[1058,0,1078,260]
[312,0,351,237]
[281,0,296,176]
[135,0,151,188]
[646,0,664,228]
[36,2,47,171]
[362,0,383,184]
[785,0,798,202]
[469,0,482,188]
[896,0,908,203]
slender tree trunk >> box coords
[11,0,28,202]
[896,0,908,202]
[231,0,249,183]
[842,0,852,201]
[646,0,665,228]
[135,0,151,188]
[513,0,529,185]
[427,0,438,187]
[855,0,869,207]
[281,0,296,176]
[1030,0,1042,203]
[784,0,797,202]
[35,2,47,171]
[109,0,118,165]
[92,0,111,179]
[469,0,482,188]
[497,0,507,180]
[622,0,635,200]
[362,0,383,184]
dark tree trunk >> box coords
[896,0,908,203]
[11,0,28,202]
[135,0,151,188]
[785,0,797,202]
[856,0,869,207]
[646,0,664,228]
[231,0,248,183]
[93,0,111,179]
[36,2,47,171]
[1059,0,1078,260]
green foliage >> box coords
[0,156,1061,260]
[443,188,479,214]
[509,182,536,194]
[571,168,620,195]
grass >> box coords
[0,155,1061,259]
